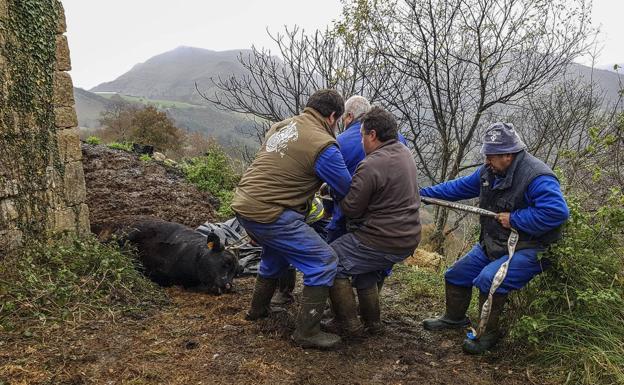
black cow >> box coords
[114,218,239,294]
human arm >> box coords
[509,175,569,235]
[314,145,352,202]
[419,167,482,201]
[339,160,375,219]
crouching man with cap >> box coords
[421,122,569,354]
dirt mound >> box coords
[82,143,218,230]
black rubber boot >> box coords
[422,282,472,331]
[245,276,277,321]
[357,284,383,334]
[271,268,296,306]
[329,278,364,337]
[377,276,385,293]
[462,292,507,354]
[292,286,341,349]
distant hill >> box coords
[569,63,624,102]
[79,46,623,150]
[74,87,119,129]
[73,88,258,149]
[90,46,250,104]
[597,63,624,73]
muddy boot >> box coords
[357,284,383,334]
[422,282,472,331]
[292,286,341,349]
[377,277,385,294]
[462,292,507,355]
[330,278,364,337]
[271,268,296,306]
[245,276,277,321]
[320,299,340,333]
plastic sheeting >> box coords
[196,217,262,276]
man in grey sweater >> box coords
[329,106,422,335]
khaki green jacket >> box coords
[232,108,337,223]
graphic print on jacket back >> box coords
[266,121,298,157]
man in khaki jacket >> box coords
[232,90,352,349]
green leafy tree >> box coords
[130,106,183,153]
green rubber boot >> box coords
[462,292,507,354]
[330,278,365,337]
[292,286,341,349]
[357,284,384,334]
[422,282,472,331]
[245,276,277,321]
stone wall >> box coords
[0,0,89,255]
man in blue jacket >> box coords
[421,123,569,354]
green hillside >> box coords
[73,88,258,150]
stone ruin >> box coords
[0,0,89,255]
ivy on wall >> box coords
[0,0,60,237]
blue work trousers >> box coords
[237,210,337,287]
[445,243,548,294]
[331,233,410,289]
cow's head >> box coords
[196,233,239,295]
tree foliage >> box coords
[201,0,594,251]
[99,105,184,154]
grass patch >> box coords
[85,136,101,145]
[392,263,444,300]
[107,141,133,151]
[0,234,166,333]
[390,263,481,319]
[508,192,624,385]
[98,93,199,109]
[182,143,241,219]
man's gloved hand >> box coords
[495,212,511,229]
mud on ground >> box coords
[82,143,219,229]
[0,274,531,385]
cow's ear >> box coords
[206,233,223,252]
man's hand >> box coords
[496,212,511,229]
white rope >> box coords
[474,228,519,338]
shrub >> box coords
[509,190,624,384]
[182,143,241,219]
[0,234,166,332]
[139,153,152,162]
[107,141,133,151]
[85,136,101,145]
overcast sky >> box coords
[63,0,624,89]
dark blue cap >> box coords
[480,122,526,155]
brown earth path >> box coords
[1,274,531,385]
